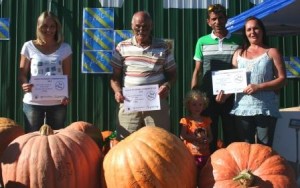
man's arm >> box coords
[110,67,124,103]
[191,60,202,89]
[159,68,176,99]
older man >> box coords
[110,11,177,139]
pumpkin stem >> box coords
[40,124,54,136]
[233,170,254,187]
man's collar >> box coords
[210,31,231,40]
[131,36,153,47]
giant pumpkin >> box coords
[65,121,103,149]
[0,117,25,186]
[1,124,102,188]
[198,142,297,188]
[103,126,197,188]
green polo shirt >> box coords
[193,32,242,96]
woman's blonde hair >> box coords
[36,11,63,45]
[184,90,209,112]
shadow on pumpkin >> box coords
[252,176,273,188]
[5,181,27,188]
[1,142,21,164]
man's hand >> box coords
[114,91,125,103]
[158,85,170,99]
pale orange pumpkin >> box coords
[0,117,24,186]
[65,121,103,149]
[198,142,297,188]
[103,126,197,188]
[1,124,102,188]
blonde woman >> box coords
[19,11,72,132]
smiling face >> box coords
[36,11,63,45]
[39,17,57,40]
[207,12,227,34]
[245,19,263,45]
[131,11,153,46]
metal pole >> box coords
[296,128,299,179]
[47,0,52,12]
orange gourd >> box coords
[198,142,297,188]
[1,124,102,188]
[66,121,103,149]
[0,117,24,186]
[103,126,197,188]
[101,130,119,156]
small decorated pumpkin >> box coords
[0,117,25,186]
[103,126,197,188]
[1,124,102,188]
[101,130,119,155]
[198,142,297,188]
[65,121,103,149]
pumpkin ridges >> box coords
[47,133,77,188]
[226,142,252,171]
[53,130,102,187]
[31,135,53,188]
[198,142,297,188]
[129,141,169,187]
[123,128,195,186]
[103,126,197,188]
[66,121,103,149]
[208,148,241,180]
[1,126,101,188]
[247,143,274,171]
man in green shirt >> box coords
[191,4,242,152]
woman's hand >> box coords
[22,83,33,92]
[244,84,259,95]
[61,97,70,105]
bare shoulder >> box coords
[268,47,282,58]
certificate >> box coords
[31,75,68,101]
[123,84,161,112]
[212,68,247,94]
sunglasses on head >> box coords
[208,4,226,13]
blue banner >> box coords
[0,18,10,40]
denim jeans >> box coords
[23,103,67,133]
[235,115,277,147]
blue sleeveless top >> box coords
[230,52,280,117]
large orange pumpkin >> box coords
[65,121,103,149]
[198,142,297,188]
[0,117,25,186]
[1,124,102,188]
[103,126,197,188]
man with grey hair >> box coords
[110,11,177,140]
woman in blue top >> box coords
[217,16,286,147]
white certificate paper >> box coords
[212,68,247,94]
[123,84,161,112]
[31,75,68,101]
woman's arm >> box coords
[19,55,33,92]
